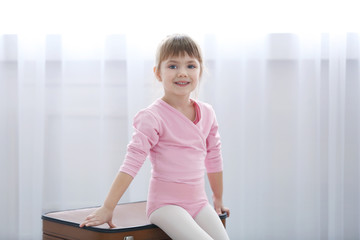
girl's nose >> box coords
[177,67,188,78]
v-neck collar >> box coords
[157,98,206,147]
[158,98,201,125]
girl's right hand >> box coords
[79,206,116,228]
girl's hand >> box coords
[213,196,230,217]
[79,206,116,228]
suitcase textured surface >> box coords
[42,201,227,240]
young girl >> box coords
[80,34,230,240]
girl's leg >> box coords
[149,205,213,240]
[194,204,230,240]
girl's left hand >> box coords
[213,197,230,217]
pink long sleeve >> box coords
[205,107,223,173]
[119,110,160,178]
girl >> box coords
[80,34,230,240]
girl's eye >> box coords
[188,65,196,69]
[169,65,177,69]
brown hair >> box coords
[155,34,203,77]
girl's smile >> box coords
[175,81,190,86]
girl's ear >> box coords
[154,66,161,81]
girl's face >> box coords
[155,53,201,100]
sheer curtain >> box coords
[0,32,359,239]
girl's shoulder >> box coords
[194,99,212,109]
[193,99,216,115]
[132,105,161,132]
[134,105,159,122]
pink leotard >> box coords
[119,98,223,218]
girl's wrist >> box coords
[212,195,223,202]
[103,203,116,212]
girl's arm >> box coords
[80,171,133,228]
[207,171,230,217]
[80,110,158,228]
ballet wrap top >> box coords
[119,98,223,217]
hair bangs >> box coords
[161,38,201,62]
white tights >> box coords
[149,204,230,240]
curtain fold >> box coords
[0,33,359,239]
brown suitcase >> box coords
[42,201,227,240]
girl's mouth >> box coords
[175,81,190,86]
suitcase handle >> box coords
[124,236,134,240]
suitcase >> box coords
[42,201,228,240]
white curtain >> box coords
[0,32,359,240]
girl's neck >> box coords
[161,95,192,110]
